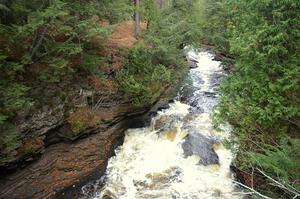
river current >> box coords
[81,49,242,199]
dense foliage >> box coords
[118,44,171,105]
[0,0,130,125]
[203,0,300,198]
[118,0,204,106]
[3,1,298,198]
[0,0,133,165]
[0,0,204,166]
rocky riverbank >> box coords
[0,20,177,199]
[0,94,172,199]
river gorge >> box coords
[80,49,242,199]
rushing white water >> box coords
[82,50,242,199]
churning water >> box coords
[81,49,242,199]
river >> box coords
[80,48,242,199]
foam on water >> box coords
[82,50,242,199]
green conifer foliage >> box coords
[0,0,133,165]
[204,0,300,197]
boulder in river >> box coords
[153,115,182,132]
[182,133,219,165]
[188,59,198,69]
[180,85,198,104]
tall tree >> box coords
[134,0,141,36]
[157,0,163,8]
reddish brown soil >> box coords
[98,20,147,71]
[106,20,147,49]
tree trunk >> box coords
[158,0,163,8]
[134,0,141,37]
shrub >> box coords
[118,44,171,106]
[79,52,104,77]
[67,107,108,135]
[18,137,44,157]
[247,138,300,198]
[209,0,300,198]
[0,124,21,166]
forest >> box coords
[0,0,299,199]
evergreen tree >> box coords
[204,0,300,197]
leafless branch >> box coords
[256,168,300,198]
[233,180,272,199]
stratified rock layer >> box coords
[0,104,148,199]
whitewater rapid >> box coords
[81,49,242,199]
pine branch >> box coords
[0,4,10,11]
[30,26,48,60]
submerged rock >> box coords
[182,133,219,165]
[153,115,182,132]
[180,85,198,104]
[188,59,198,69]
[133,167,182,190]
[101,190,117,199]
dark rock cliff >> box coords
[0,89,170,199]
[0,21,177,199]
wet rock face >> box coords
[0,113,143,199]
[0,81,84,172]
[182,132,219,165]
[134,167,182,191]
[0,97,169,199]
[187,55,199,69]
[101,190,117,199]
[188,59,198,69]
[0,123,126,199]
[180,85,198,104]
[17,103,65,137]
[153,115,181,132]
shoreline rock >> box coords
[0,96,171,199]
[182,132,219,166]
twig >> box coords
[251,167,254,188]
[256,168,300,198]
[30,26,48,59]
[233,180,272,199]
[286,119,300,128]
